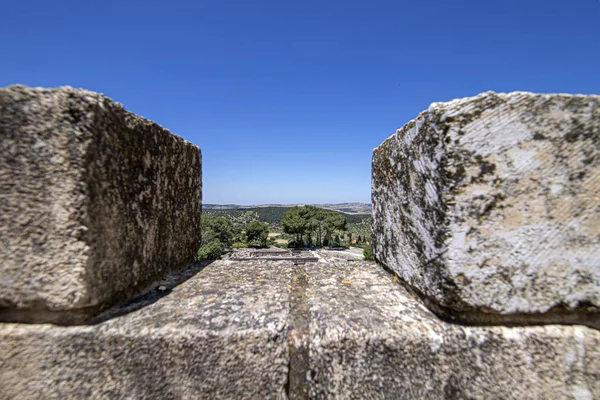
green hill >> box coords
[204,206,370,225]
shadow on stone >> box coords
[89,260,215,325]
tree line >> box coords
[204,206,370,226]
[196,206,359,260]
[204,207,291,225]
[282,206,347,248]
[197,214,270,259]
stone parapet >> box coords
[1,259,597,399]
[0,261,290,399]
[371,91,600,328]
[0,86,202,324]
[307,260,599,399]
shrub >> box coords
[202,215,233,248]
[363,244,375,261]
[232,242,247,249]
[196,240,222,260]
[246,220,269,248]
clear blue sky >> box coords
[2,1,599,204]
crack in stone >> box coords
[287,263,310,400]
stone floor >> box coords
[1,249,598,399]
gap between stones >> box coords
[287,262,310,400]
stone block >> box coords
[307,261,600,399]
[1,256,597,398]
[0,261,290,399]
[0,86,202,324]
[371,91,600,327]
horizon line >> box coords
[203,201,371,206]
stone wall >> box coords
[1,87,598,398]
[1,258,598,399]
[371,91,600,328]
[0,261,290,400]
[0,86,202,324]
[306,260,600,400]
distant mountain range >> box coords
[203,202,371,214]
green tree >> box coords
[311,206,328,246]
[282,206,308,248]
[196,240,222,260]
[297,206,314,246]
[246,220,269,248]
[281,206,347,248]
[363,244,375,261]
[306,230,313,247]
[323,212,347,247]
[231,225,244,244]
[303,205,324,246]
[201,214,233,248]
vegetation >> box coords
[205,206,369,229]
[363,244,375,261]
[345,214,371,224]
[197,214,236,259]
[201,214,233,249]
[204,207,290,225]
[246,220,269,248]
[346,216,371,242]
[281,206,347,248]
[196,239,222,260]
[200,206,370,251]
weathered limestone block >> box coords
[0,261,290,399]
[372,91,600,327]
[307,260,600,399]
[1,254,597,399]
[0,86,202,324]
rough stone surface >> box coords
[0,85,202,324]
[0,261,291,399]
[307,259,600,399]
[371,91,600,327]
[0,253,598,399]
